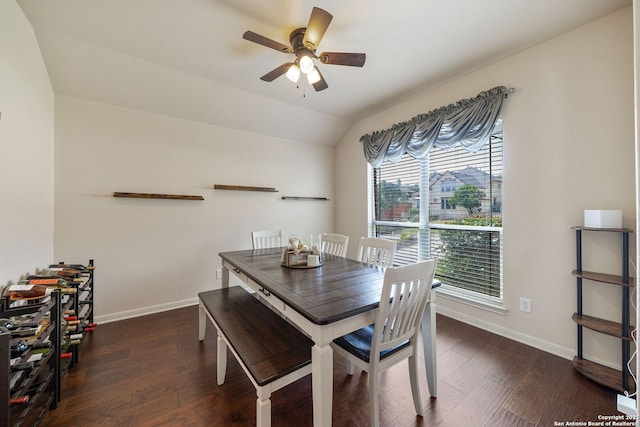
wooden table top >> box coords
[219,248,386,325]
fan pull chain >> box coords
[296,82,307,98]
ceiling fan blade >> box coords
[319,52,366,67]
[260,62,293,82]
[312,68,328,92]
[303,7,333,49]
[243,31,292,53]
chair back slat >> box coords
[252,230,282,249]
[321,233,349,257]
[357,237,396,268]
[373,260,436,354]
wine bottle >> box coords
[35,267,83,282]
[9,395,30,405]
[63,338,81,346]
[10,371,24,390]
[31,267,83,280]
[2,319,38,335]
[74,322,96,333]
[44,265,82,274]
[60,338,82,347]
[49,262,89,272]
[10,340,28,358]
[27,273,83,283]
[11,361,34,371]
[21,277,71,288]
[1,284,53,301]
[0,317,16,330]
[31,341,52,349]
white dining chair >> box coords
[320,233,349,257]
[251,230,282,249]
[357,237,396,268]
[331,259,437,427]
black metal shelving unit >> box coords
[571,226,634,393]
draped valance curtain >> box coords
[360,86,513,168]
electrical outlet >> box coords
[519,297,531,313]
[216,268,222,279]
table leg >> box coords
[421,297,437,397]
[312,343,333,427]
[198,303,206,341]
[222,266,230,288]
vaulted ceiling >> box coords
[17,0,631,146]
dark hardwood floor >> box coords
[43,305,621,426]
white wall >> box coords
[54,96,335,322]
[0,2,54,284]
[336,7,635,368]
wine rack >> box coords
[1,259,95,426]
[52,259,95,368]
[0,290,61,427]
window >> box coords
[370,126,503,308]
[441,198,455,210]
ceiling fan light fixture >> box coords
[243,7,365,92]
[307,67,321,85]
[286,64,300,83]
[299,55,314,74]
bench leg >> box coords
[217,331,228,385]
[198,303,206,341]
[256,388,272,427]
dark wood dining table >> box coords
[217,248,437,427]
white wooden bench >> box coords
[198,286,313,427]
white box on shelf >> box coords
[584,210,622,228]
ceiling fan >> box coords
[242,7,366,92]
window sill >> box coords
[435,285,508,315]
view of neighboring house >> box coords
[429,166,502,220]
[376,165,502,223]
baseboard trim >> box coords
[95,297,199,324]
[436,304,622,371]
[93,295,622,371]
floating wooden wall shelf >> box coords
[214,184,278,192]
[282,196,329,201]
[113,192,204,201]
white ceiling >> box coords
[17,0,631,146]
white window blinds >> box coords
[371,126,503,300]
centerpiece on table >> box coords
[281,236,322,268]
